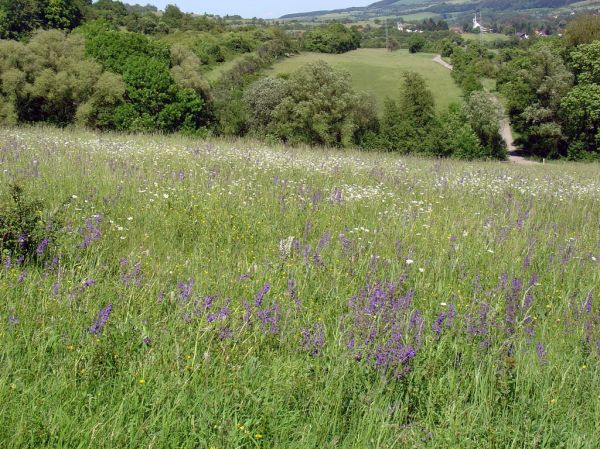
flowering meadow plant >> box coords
[0,127,599,448]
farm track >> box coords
[432,55,538,165]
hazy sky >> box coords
[143,1,372,19]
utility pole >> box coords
[385,18,389,51]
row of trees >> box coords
[240,65,506,160]
[303,23,361,54]
[493,16,600,159]
[0,28,211,133]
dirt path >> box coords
[432,55,537,165]
[433,55,453,71]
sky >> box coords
[143,1,372,19]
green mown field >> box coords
[1,127,599,448]
[268,49,463,112]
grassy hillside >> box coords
[267,49,463,112]
[1,126,599,448]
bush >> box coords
[83,29,211,133]
[376,72,436,154]
[0,183,61,264]
[0,30,125,127]
[243,77,288,130]
[270,61,377,147]
[408,34,426,54]
[304,23,360,54]
[435,104,484,159]
[463,92,507,160]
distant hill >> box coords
[280,0,590,21]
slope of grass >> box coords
[268,49,463,112]
[1,126,599,449]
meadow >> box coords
[1,126,599,448]
[268,49,463,112]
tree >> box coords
[569,41,600,85]
[560,84,600,158]
[243,76,287,129]
[433,103,483,159]
[408,34,426,53]
[0,30,125,127]
[0,0,39,38]
[271,61,374,147]
[43,0,86,30]
[377,72,436,154]
[399,71,435,130]
[304,23,361,54]
[162,4,183,29]
[463,92,507,160]
[498,46,573,158]
[566,14,600,47]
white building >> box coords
[472,13,491,33]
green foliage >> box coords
[0,30,123,127]
[0,183,60,263]
[0,0,86,39]
[565,14,600,47]
[304,23,360,54]
[243,77,287,131]
[435,103,484,159]
[498,46,573,158]
[270,61,375,147]
[569,41,600,85]
[560,83,600,159]
[408,34,426,54]
[376,72,436,154]
[83,29,210,132]
[464,92,507,160]
[83,29,171,73]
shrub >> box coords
[464,92,507,160]
[304,23,360,54]
[0,183,61,264]
[0,30,126,127]
[271,61,376,147]
[243,77,288,130]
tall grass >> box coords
[1,126,599,448]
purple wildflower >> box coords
[8,315,20,325]
[535,342,548,364]
[177,279,194,302]
[17,270,28,283]
[432,312,446,335]
[331,188,343,203]
[256,302,281,334]
[583,291,592,314]
[207,305,230,323]
[288,279,301,311]
[301,322,325,356]
[36,238,50,255]
[81,214,102,249]
[242,300,252,323]
[218,326,233,340]
[88,304,113,335]
[143,336,152,346]
[447,304,456,328]
[340,234,351,255]
[254,282,270,307]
